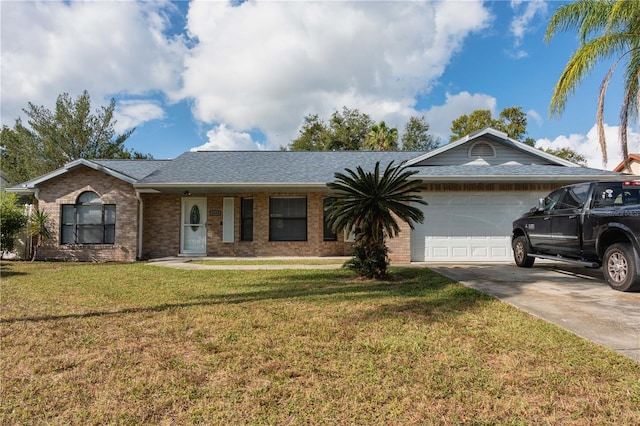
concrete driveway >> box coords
[426,261,640,363]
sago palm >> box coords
[546,0,640,168]
[28,207,51,261]
[326,161,426,278]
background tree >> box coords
[289,107,373,151]
[498,106,528,141]
[449,107,528,142]
[326,161,426,279]
[401,116,441,151]
[326,107,374,150]
[1,90,151,185]
[289,108,438,152]
[0,192,28,258]
[363,121,398,151]
[287,114,329,150]
[546,0,640,168]
[542,147,588,166]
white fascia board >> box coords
[134,182,328,189]
[413,174,623,183]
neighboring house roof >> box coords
[613,154,640,173]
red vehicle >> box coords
[512,181,640,292]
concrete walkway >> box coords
[147,256,349,270]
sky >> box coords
[2,0,640,171]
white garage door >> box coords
[411,191,545,262]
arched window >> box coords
[61,191,116,245]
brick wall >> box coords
[30,174,562,263]
[140,192,364,259]
[141,194,181,258]
[35,167,139,262]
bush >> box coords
[0,192,28,256]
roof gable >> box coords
[6,159,166,194]
[406,127,578,167]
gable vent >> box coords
[469,141,496,158]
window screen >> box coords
[269,197,307,241]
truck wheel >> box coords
[513,236,535,268]
[603,243,640,292]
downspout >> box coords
[136,190,143,260]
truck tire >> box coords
[513,236,535,268]
[603,243,640,292]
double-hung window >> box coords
[241,197,253,241]
[269,197,307,241]
[61,191,115,245]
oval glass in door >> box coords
[182,198,207,254]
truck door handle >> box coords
[569,215,577,219]
[544,217,551,220]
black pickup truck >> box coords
[512,180,640,292]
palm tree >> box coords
[28,207,51,261]
[545,0,640,168]
[326,161,426,278]
[363,121,399,151]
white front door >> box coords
[181,197,207,255]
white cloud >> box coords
[191,124,264,151]
[1,0,495,151]
[0,0,185,127]
[422,91,498,141]
[177,0,491,149]
[527,109,543,127]
[535,124,640,170]
[114,101,166,133]
[509,0,547,53]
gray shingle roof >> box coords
[93,159,169,181]
[134,151,624,186]
[136,151,421,185]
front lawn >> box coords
[1,262,638,424]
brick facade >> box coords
[140,192,360,259]
[31,167,561,263]
[34,167,139,262]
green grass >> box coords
[1,261,639,425]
